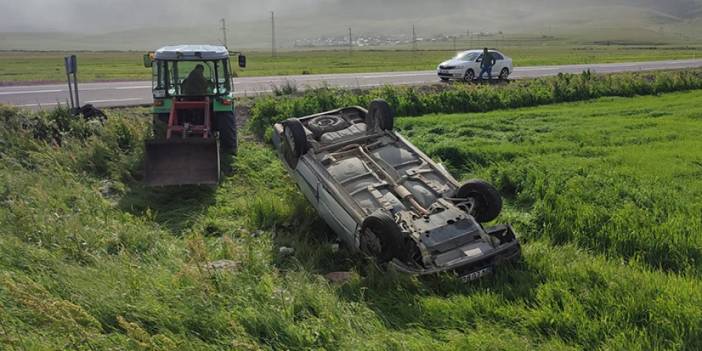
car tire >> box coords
[454,179,502,223]
[215,111,238,155]
[360,210,407,263]
[282,119,309,168]
[307,114,349,138]
[499,68,510,80]
[152,113,170,140]
[463,69,475,82]
[367,99,394,132]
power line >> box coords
[271,11,277,58]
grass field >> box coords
[1,87,701,349]
[1,45,700,84]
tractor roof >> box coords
[154,45,229,60]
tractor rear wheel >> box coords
[215,111,238,155]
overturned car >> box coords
[272,100,520,281]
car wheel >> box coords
[454,179,502,223]
[367,99,394,132]
[307,114,349,138]
[282,119,309,168]
[463,69,475,82]
[499,68,510,80]
[215,111,238,155]
[360,210,407,263]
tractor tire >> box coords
[152,113,169,140]
[307,114,349,138]
[367,99,394,132]
[282,119,309,168]
[454,179,503,223]
[360,210,407,263]
[215,111,238,155]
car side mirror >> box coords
[476,58,482,62]
[238,55,246,68]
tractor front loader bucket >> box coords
[144,138,220,187]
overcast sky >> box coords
[1,0,699,33]
[0,0,337,32]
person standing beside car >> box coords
[478,48,496,81]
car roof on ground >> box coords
[154,45,229,60]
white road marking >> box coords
[0,89,62,96]
[115,85,152,90]
[85,98,145,103]
[360,72,434,79]
[18,102,60,107]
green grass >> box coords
[1,90,702,349]
[1,45,701,84]
[398,92,702,274]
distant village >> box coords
[293,32,506,48]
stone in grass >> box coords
[203,260,239,272]
[278,246,295,256]
[324,271,355,284]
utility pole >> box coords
[220,18,228,48]
[412,25,417,51]
[348,27,353,55]
[452,36,457,51]
[271,11,277,58]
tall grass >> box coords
[1,93,702,349]
[249,69,702,137]
[397,91,702,275]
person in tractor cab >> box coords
[182,64,211,96]
[478,48,496,81]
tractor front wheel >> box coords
[152,113,169,140]
[215,111,238,155]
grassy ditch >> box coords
[0,89,701,349]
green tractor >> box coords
[142,45,246,186]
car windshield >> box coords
[454,52,480,61]
[153,59,231,97]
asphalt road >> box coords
[2,59,702,109]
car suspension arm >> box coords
[355,146,430,216]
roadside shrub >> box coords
[249,69,702,138]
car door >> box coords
[474,54,483,72]
[490,51,505,72]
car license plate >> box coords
[439,70,449,74]
[460,266,493,282]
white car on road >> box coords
[437,49,513,82]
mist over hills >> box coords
[0,0,700,50]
